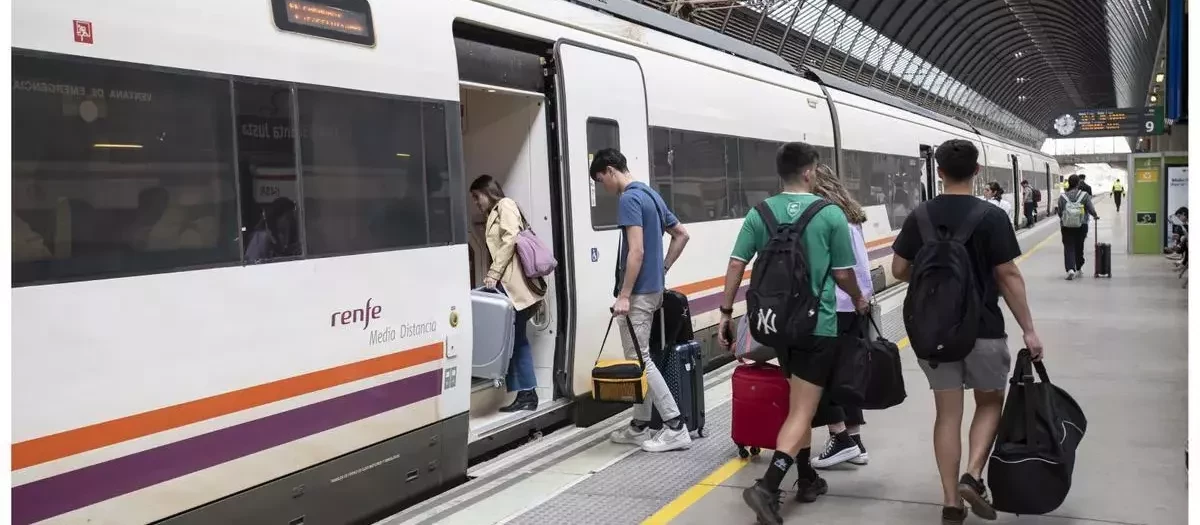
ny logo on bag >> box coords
[756,308,777,334]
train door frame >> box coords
[1045,162,1053,215]
[1010,154,1021,228]
[452,22,577,457]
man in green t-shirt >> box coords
[715,142,868,525]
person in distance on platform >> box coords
[1020,180,1036,229]
[717,142,869,525]
[1111,178,1125,212]
[590,148,694,453]
[1057,175,1099,281]
[470,175,546,412]
[807,163,872,470]
[982,182,1014,223]
[891,139,1044,525]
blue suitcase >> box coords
[649,340,706,437]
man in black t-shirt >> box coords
[891,140,1044,525]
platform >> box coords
[382,196,1188,525]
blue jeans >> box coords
[507,306,537,392]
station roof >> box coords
[631,0,1167,148]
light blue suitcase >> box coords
[470,287,516,387]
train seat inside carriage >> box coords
[459,83,559,424]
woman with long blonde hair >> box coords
[808,163,874,469]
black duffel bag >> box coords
[828,314,906,411]
[988,349,1087,515]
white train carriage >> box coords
[11,0,1057,523]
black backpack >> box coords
[902,201,988,366]
[1033,188,1042,202]
[746,199,832,349]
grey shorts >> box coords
[918,338,1011,391]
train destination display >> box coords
[1049,107,1164,138]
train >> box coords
[10,0,1059,523]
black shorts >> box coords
[776,313,867,389]
[776,334,841,388]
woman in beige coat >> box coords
[470,175,546,412]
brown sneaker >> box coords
[957,473,997,520]
[941,506,967,525]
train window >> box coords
[737,139,781,212]
[586,118,621,230]
[234,82,302,263]
[11,53,239,286]
[423,102,454,245]
[724,137,743,217]
[670,130,729,223]
[297,88,429,256]
[649,127,673,210]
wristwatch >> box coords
[719,306,734,315]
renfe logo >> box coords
[331,298,382,330]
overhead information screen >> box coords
[1049,107,1163,138]
[272,0,375,46]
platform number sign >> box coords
[73,20,93,44]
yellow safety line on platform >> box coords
[641,458,750,525]
[639,230,1057,524]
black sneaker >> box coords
[793,473,829,503]
[742,482,783,525]
[848,433,869,465]
[957,473,997,520]
[941,506,967,525]
[811,431,860,469]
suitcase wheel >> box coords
[750,447,761,456]
[737,446,750,459]
[696,427,705,438]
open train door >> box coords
[920,144,939,201]
[552,41,651,398]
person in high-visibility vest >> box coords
[1112,179,1125,212]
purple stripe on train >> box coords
[12,369,443,525]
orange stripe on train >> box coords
[12,342,443,471]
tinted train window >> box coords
[842,150,923,230]
[12,53,238,286]
[670,130,730,223]
[586,118,620,229]
[649,127,673,210]
[234,81,302,263]
[423,102,454,245]
[297,88,429,256]
[737,139,782,211]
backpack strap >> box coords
[914,204,937,244]
[951,201,991,244]
[793,199,833,235]
[753,201,780,236]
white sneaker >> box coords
[641,426,692,452]
[610,425,653,445]
[1066,270,1076,280]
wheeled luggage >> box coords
[471,287,516,386]
[649,340,706,437]
[1094,219,1112,278]
[988,349,1087,515]
[591,316,649,404]
[731,361,789,458]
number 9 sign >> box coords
[1145,120,1156,133]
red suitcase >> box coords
[732,361,790,458]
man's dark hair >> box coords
[934,139,979,182]
[1021,179,1029,186]
[1078,174,1087,180]
[589,148,628,178]
[775,142,820,182]
[1067,174,1080,189]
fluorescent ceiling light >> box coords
[93,143,142,149]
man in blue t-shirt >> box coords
[589,148,692,453]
